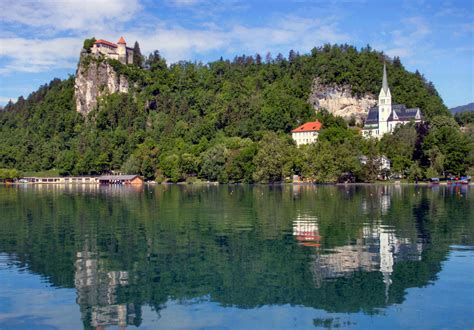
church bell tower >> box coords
[378,63,392,134]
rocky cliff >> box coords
[74,52,129,115]
[308,78,376,123]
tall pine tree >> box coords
[133,41,143,68]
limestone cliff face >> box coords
[308,78,376,123]
[74,53,129,115]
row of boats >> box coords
[429,177,471,184]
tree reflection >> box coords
[0,185,472,328]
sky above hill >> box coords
[0,0,472,108]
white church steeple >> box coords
[378,63,392,134]
[362,62,423,139]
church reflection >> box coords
[293,189,424,303]
[310,224,423,298]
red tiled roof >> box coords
[291,121,322,133]
[117,36,126,44]
[94,39,117,48]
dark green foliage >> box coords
[315,109,347,129]
[0,44,467,182]
[380,124,418,175]
[83,37,96,52]
[133,41,143,68]
[252,133,293,183]
[422,116,469,176]
[0,77,82,172]
[455,111,474,126]
[0,168,22,180]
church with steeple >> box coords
[362,64,422,138]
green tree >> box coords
[122,139,159,180]
[423,116,469,176]
[252,133,292,183]
[304,140,360,183]
[0,168,22,181]
[83,37,96,52]
[162,154,181,182]
[200,144,228,182]
[380,124,417,176]
[133,41,143,68]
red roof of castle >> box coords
[117,36,126,44]
[291,121,322,133]
[94,39,117,48]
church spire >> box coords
[382,62,389,94]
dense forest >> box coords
[0,42,472,182]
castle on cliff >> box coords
[362,64,422,138]
[91,37,134,65]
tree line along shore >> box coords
[0,43,472,184]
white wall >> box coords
[292,131,319,146]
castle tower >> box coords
[117,36,127,64]
[378,63,392,135]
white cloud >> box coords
[383,17,431,60]
[131,28,226,62]
[132,16,349,63]
[2,0,141,33]
[0,1,349,74]
[0,37,82,74]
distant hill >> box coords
[0,43,451,179]
[450,102,474,114]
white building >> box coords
[91,37,134,65]
[363,64,422,139]
[359,155,391,171]
[291,120,322,146]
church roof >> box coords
[364,104,421,128]
[117,36,126,44]
[94,39,117,48]
[388,105,421,121]
[365,107,379,126]
[291,121,322,132]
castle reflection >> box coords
[75,241,137,328]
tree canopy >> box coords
[1,43,470,182]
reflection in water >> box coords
[0,184,472,329]
[75,242,136,328]
[293,215,321,247]
[307,223,423,302]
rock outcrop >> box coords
[74,53,129,115]
[308,78,376,123]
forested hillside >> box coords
[0,44,472,182]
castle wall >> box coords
[127,51,134,65]
[91,40,134,65]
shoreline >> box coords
[1,181,472,186]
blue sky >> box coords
[0,0,473,108]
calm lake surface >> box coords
[0,184,473,329]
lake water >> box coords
[0,184,473,329]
